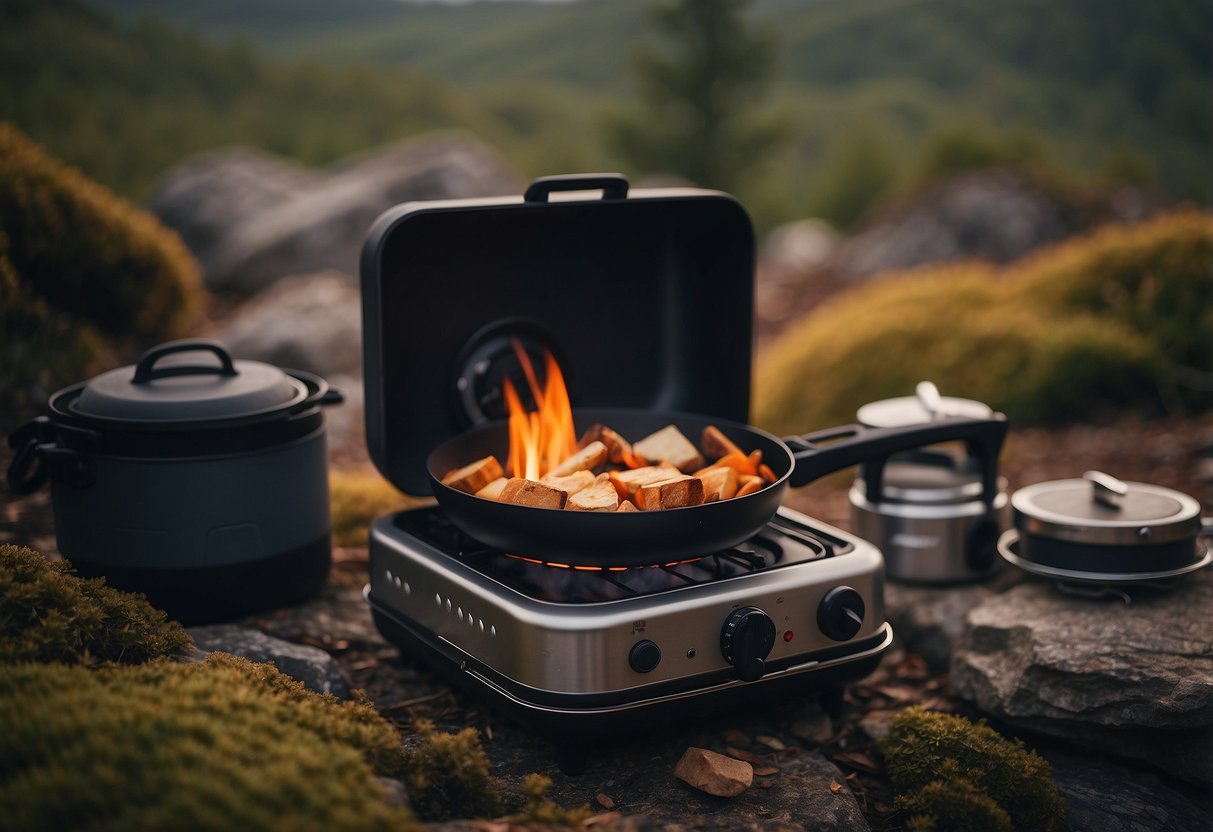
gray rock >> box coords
[188,623,350,697]
[152,131,522,293]
[884,568,1025,671]
[761,219,839,273]
[829,169,1149,280]
[147,147,319,275]
[216,271,363,378]
[1046,750,1212,832]
[951,572,1213,782]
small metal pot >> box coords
[850,382,1009,584]
[7,340,343,624]
[998,470,1213,589]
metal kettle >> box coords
[850,382,1009,584]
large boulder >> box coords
[150,132,522,293]
[951,571,1213,783]
[828,169,1151,280]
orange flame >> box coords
[504,342,576,480]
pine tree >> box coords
[608,0,784,192]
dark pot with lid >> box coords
[999,470,1213,588]
[6,340,343,624]
[850,382,1009,584]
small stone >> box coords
[674,747,753,798]
[790,710,835,746]
[756,735,786,751]
[595,793,615,810]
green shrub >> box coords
[0,544,191,666]
[0,655,420,832]
[755,211,1213,431]
[402,720,504,821]
[879,707,1066,832]
[515,773,595,826]
[0,122,206,424]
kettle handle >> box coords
[784,416,1007,505]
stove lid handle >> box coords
[524,173,629,204]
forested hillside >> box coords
[7,0,1209,226]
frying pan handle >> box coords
[783,416,1008,504]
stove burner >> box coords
[390,507,844,604]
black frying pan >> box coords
[427,408,1007,566]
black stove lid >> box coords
[361,174,755,495]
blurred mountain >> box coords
[6,0,1209,221]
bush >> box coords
[401,720,504,822]
[755,211,1212,432]
[879,707,1066,832]
[0,655,420,832]
[0,544,191,666]
[0,123,205,423]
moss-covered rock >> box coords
[878,707,1066,832]
[0,544,191,666]
[755,211,1213,431]
[0,122,206,421]
[402,719,504,821]
[0,654,420,832]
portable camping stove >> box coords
[358,174,893,770]
[365,504,889,770]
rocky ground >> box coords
[4,412,1210,830]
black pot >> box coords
[998,470,1212,587]
[7,340,343,624]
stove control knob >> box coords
[629,639,661,674]
[720,607,776,682]
[818,586,865,641]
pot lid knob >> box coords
[858,381,992,428]
[915,380,944,418]
[1085,470,1129,510]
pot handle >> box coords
[524,173,629,203]
[6,418,97,494]
[783,416,1008,503]
[6,417,51,494]
[132,340,238,384]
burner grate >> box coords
[391,507,841,604]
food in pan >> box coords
[441,422,778,511]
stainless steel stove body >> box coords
[366,503,890,761]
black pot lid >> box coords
[71,340,308,423]
[858,381,992,428]
[1012,471,1202,546]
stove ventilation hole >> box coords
[478,619,485,632]
[490,625,497,637]
[403,581,411,595]
[434,593,442,607]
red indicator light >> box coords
[783,630,794,642]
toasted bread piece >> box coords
[696,466,739,502]
[635,475,706,510]
[548,441,607,478]
[702,425,744,460]
[441,455,504,494]
[540,469,596,496]
[499,477,568,509]
[633,425,705,473]
[617,500,638,512]
[735,475,765,498]
[567,473,620,511]
[608,465,682,502]
[474,477,509,501]
[578,424,635,466]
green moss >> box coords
[879,707,1066,832]
[0,122,206,422]
[515,773,595,826]
[329,466,428,548]
[0,655,420,832]
[0,545,191,666]
[755,211,1213,431]
[402,720,504,821]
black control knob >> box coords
[817,586,865,641]
[629,639,661,673]
[720,607,776,682]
